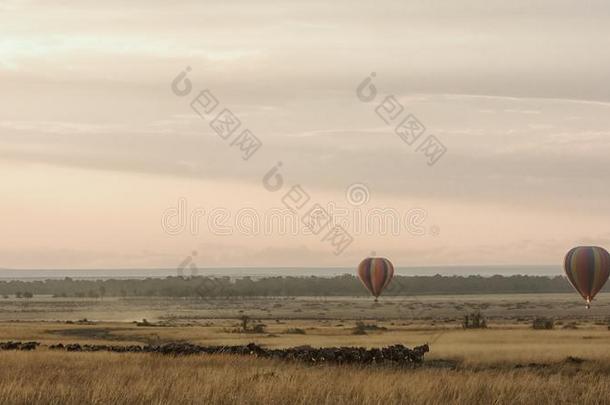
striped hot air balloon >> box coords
[357,257,394,302]
[564,246,610,309]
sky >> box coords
[1,0,609,269]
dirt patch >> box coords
[46,328,135,342]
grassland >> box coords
[0,350,609,405]
[1,293,608,322]
[0,294,609,404]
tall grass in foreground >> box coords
[0,351,608,405]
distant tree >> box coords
[23,292,33,299]
[0,274,605,298]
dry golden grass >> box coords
[0,294,608,404]
[0,350,608,405]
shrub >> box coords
[462,312,487,329]
[284,328,306,335]
[532,317,554,329]
[352,321,387,334]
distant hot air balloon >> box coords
[357,257,394,302]
[564,246,610,309]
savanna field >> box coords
[0,294,609,405]
[4,1,610,404]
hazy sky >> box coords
[1,0,609,269]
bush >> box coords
[251,324,266,333]
[284,328,306,335]
[462,312,487,329]
[230,316,266,333]
[352,322,387,335]
[532,317,554,329]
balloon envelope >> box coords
[564,246,610,307]
[357,257,394,300]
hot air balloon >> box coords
[357,257,394,301]
[564,246,610,309]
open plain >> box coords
[0,294,609,404]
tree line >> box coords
[0,274,600,298]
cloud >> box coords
[2,0,610,267]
